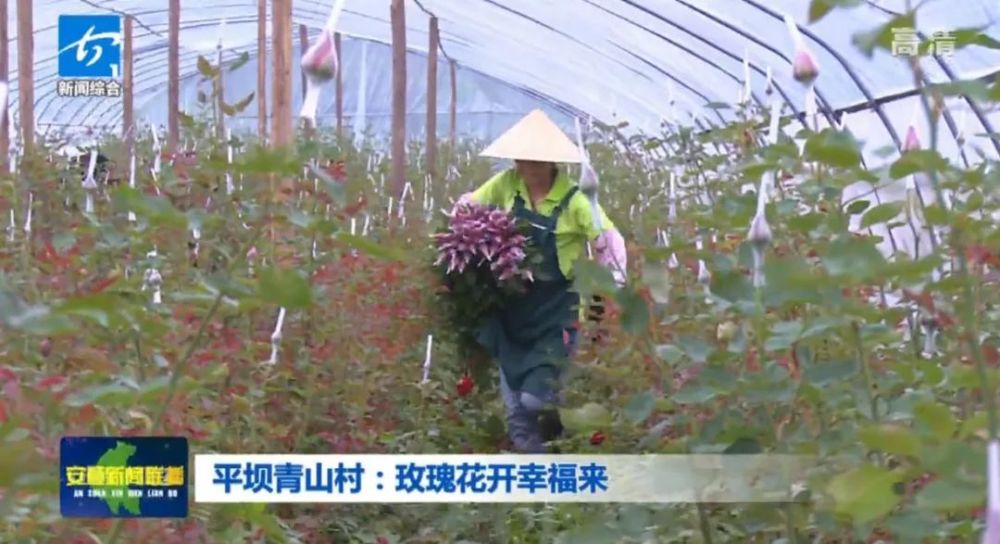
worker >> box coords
[457,109,627,453]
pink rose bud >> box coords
[903,125,921,152]
[792,49,819,84]
[301,30,338,83]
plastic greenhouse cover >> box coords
[5,0,1000,153]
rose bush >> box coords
[1,13,999,543]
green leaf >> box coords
[236,147,302,176]
[256,267,313,309]
[230,92,255,115]
[673,384,717,404]
[704,101,731,110]
[196,55,217,78]
[556,522,619,544]
[573,260,617,297]
[860,202,904,229]
[52,231,77,253]
[63,377,172,408]
[921,203,950,226]
[857,424,920,457]
[822,237,886,280]
[178,110,195,128]
[560,403,612,433]
[958,412,987,439]
[808,0,862,22]
[804,129,863,168]
[54,293,122,328]
[335,233,404,261]
[764,320,803,351]
[915,480,983,513]
[624,391,656,425]
[803,359,858,386]
[0,289,74,335]
[655,344,684,365]
[641,261,671,304]
[932,79,992,101]
[889,149,950,179]
[709,269,753,304]
[826,465,904,523]
[884,509,943,541]
[950,26,1000,50]
[229,51,251,72]
[110,187,187,228]
[913,401,956,441]
[845,199,870,215]
[675,335,713,364]
[852,12,916,57]
[616,287,649,335]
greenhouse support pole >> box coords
[298,24,313,139]
[271,0,293,148]
[426,17,438,179]
[167,0,179,153]
[0,0,8,172]
[299,24,308,100]
[335,32,343,139]
[449,60,457,143]
[16,0,33,157]
[123,16,134,146]
[390,0,407,200]
[257,0,267,142]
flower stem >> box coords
[853,321,880,423]
[105,229,262,544]
[910,60,998,440]
[696,504,714,544]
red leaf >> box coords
[76,404,98,423]
[85,274,119,295]
[37,375,68,390]
[901,288,936,311]
[343,196,367,217]
[966,245,998,267]
[0,366,16,384]
[983,344,1000,366]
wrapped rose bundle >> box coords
[430,201,542,349]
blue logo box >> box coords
[57,15,123,78]
[59,436,188,518]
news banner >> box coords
[61,436,816,517]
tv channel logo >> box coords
[60,436,189,518]
[58,15,123,78]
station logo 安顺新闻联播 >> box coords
[56,15,124,98]
[60,436,188,518]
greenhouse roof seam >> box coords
[740,0,901,149]
[588,1,810,132]
[7,0,1000,144]
[74,0,165,38]
[49,32,587,131]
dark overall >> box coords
[476,187,581,453]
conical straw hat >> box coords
[480,109,581,163]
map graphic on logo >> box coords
[57,15,123,78]
[60,436,188,518]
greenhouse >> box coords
[1,0,1000,542]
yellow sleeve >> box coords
[572,194,615,240]
[468,170,509,207]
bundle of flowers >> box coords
[430,201,542,349]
